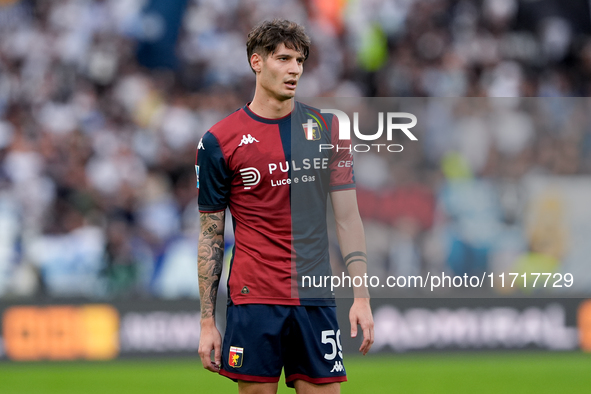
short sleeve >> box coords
[196,131,231,212]
[329,115,356,191]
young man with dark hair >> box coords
[197,19,373,394]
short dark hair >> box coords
[246,19,311,72]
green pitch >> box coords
[1,352,590,394]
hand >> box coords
[198,318,222,372]
[349,298,374,355]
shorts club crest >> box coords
[229,346,243,368]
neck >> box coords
[248,91,293,119]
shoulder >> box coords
[198,109,245,160]
[208,106,250,143]
[200,105,257,159]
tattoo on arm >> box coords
[344,251,367,268]
[202,223,218,237]
[198,212,225,319]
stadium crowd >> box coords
[1,0,591,299]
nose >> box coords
[288,58,301,75]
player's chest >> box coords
[226,125,331,191]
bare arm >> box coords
[198,211,225,318]
[331,190,369,296]
[330,189,374,355]
[198,211,225,371]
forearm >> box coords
[335,213,370,299]
[198,211,225,320]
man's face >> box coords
[254,43,304,101]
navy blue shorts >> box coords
[219,304,347,387]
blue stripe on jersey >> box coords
[278,116,293,189]
[197,132,231,212]
[290,104,335,303]
[226,216,237,305]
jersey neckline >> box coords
[243,102,295,124]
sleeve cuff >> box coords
[329,183,356,192]
[198,205,227,213]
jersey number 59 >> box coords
[321,329,343,360]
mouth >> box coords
[285,79,297,90]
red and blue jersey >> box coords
[196,102,354,306]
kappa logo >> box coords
[330,361,344,373]
[229,346,243,368]
[198,138,204,150]
[239,167,261,190]
[238,134,259,147]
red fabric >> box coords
[220,369,280,383]
[285,373,348,384]
[208,109,298,305]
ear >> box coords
[250,53,263,73]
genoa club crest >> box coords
[302,122,321,141]
[229,346,243,368]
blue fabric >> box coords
[197,131,231,212]
[221,304,346,386]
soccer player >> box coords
[196,19,373,394]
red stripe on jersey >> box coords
[209,108,298,305]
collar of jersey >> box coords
[243,103,294,124]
